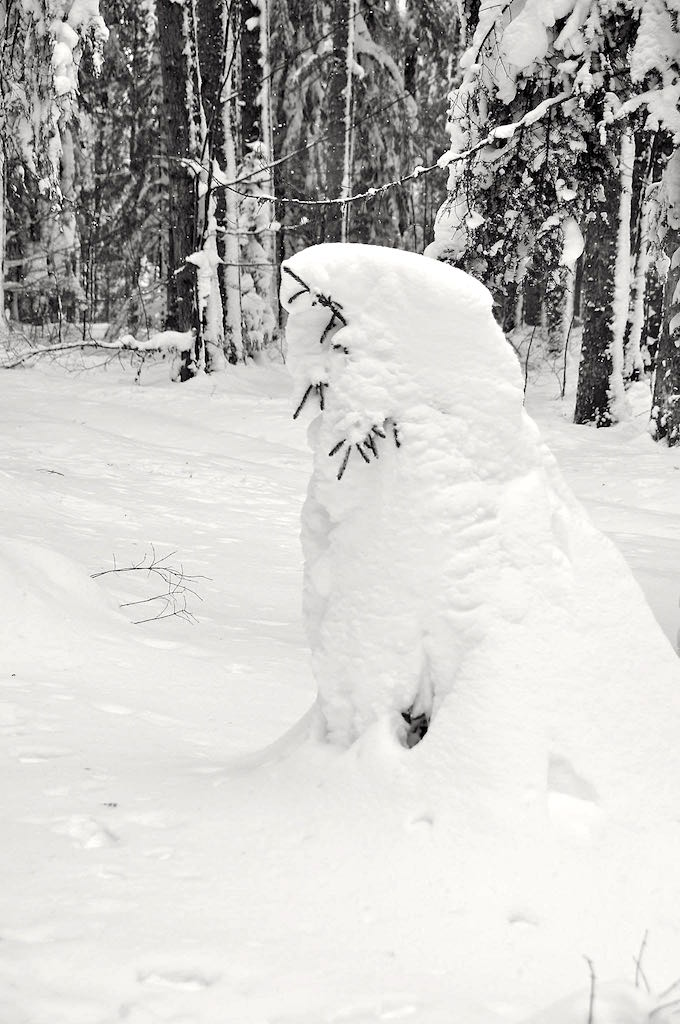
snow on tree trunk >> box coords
[625,194,651,382]
[651,150,680,446]
[221,31,244,364]
[237,0,277,356]
[574,147,622,427]
[608,127,635,420]
[281,243,680,830]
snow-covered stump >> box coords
[281,243,680,827]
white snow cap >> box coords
[281,242,680,832]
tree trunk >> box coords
[651,224,680,445]
[241,0,262,148]
[574,148,622,426]
[0,145,8,344]
[651,151,680,445]
[157,0,200,378]
[324,0,355,242]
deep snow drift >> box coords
[1,245,680,1024]
[281,244,680,823]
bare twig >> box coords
[634,931,650,993]
[584,956,596,1024]
[660,977,680,1001]
[524,325,537,399]
[92,546,209,625]
[282,266,347,326]
[651,996,680,1019]
[0,336,172,371]
[561,316,574,399]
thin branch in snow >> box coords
[293,382,328,419]
[651,997,680,1019]
[363,433,378,458]
[293,384,314,419]
[320,311,343,346]
[584,956,596,1024]
[523,326,537,399]
[337,445,352,480]
[659,977,680,1002]
[282,266,347,327]
[561,317,574,400]
[91,547,209,625]
[328,439,347,457]
[634,930,651,993]
[355,443,370,464]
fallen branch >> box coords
[0,329,193,371]
[634,930,650,993]
[92,546,210,625]
[584,956,596,1024]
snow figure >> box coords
[281,243,680,829]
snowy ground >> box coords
[1,349,679,1024]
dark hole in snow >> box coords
[400,707,429,748]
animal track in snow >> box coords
[16,747,73,764]
[53,814,119,848]
[137,968,218,991]
[93,702,133,716]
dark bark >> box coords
[240,1,262,148]
[574,164,621,426]
[651,225,680,445]
[523,279,541,326]
[157,0,199,377]
[324,0,351,243]
[196,0,232,367]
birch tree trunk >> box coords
[220,2,244,362]
[238,0,277,352]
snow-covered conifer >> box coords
[0,0,106,337]
[430,0,680,427]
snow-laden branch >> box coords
[219,91,573,210]
[0,330,194,370]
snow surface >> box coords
[1,255,680,1024]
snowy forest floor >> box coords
[1,350,679,1024]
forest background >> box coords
[0,0,679,445]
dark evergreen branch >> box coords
[328,439,347,457]
[337,445,352,480]
[293,383,314,419]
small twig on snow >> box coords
[561,316,574,400]
[634,930,650,993]
[660,977,680,1002]
[584,956,596,1024]
[523,325,537,399]
[91,546,209,625]
[651,996,680,1019]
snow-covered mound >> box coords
[281,243,680,830]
